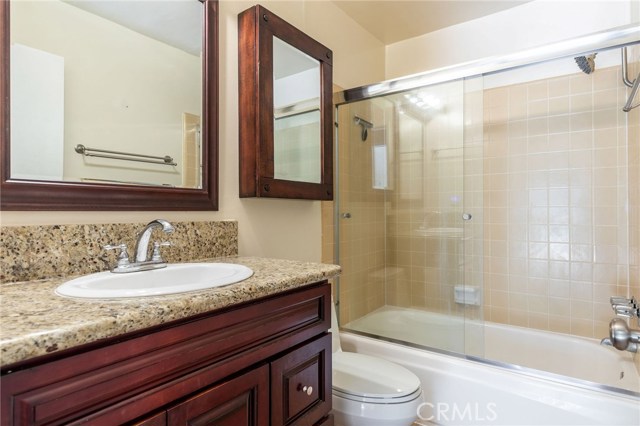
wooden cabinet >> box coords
[0,282,332,426]
[168,365,269,426]
[271,335,331,426]
[238,5,333,201]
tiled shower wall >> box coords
[330,46,639,344]
[628,51,640,374]
[332,102,387,324]
[483,54,639,339]
[384,81,471,315]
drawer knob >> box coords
[300,385,313,396]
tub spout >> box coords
[609,318,640,353]
[601,336,637,352]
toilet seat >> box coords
[332,352,422,404]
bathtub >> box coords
[341,306,640,425]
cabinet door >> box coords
[167,365,269,426]
[271,334,331,426]
[132,411,166,426]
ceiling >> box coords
[332,0,532,45]
[63,0,533,55]
[65,0,202,55]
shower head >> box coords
[574,53,597,74]
[354,115,373,141]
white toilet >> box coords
[331,302,423,426]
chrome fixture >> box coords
[621,47,636,88]
[104,219,175,273]
[603,296,640,353]
[608,318,639,353]
[611,296,637,305]
[622,73,640,112]
[600,337,613,347]
[609,296,639,323]
[134,219,175,262]
[354,115,373,141]
[75,144,177,166]
[621,47,640,112]
[574,53,596,74]
[335,26,640,105]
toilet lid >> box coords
[332,352,421,400]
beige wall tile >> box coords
[481,64,633,339]
[332,60,636,348]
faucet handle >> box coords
[614,306,636,318]
[151,241,172,263]
[610,296,637,306]
[103,244,131,267]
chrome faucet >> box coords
[608,318,639,353]
[134,219,175,263]
[600,295,640,353]
[103,219,174,273]
[609,296,639,326]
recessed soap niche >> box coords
[454,285,481,306]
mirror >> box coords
[273,37,321,184]
[238,5,333,200]
[0,0,219,210]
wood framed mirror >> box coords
[0,0,219,210]
[238,5,333,200]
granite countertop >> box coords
[0,257,341,368]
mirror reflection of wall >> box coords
[397,112,424,200]
[9,0,202,188]
[272,37,321,184]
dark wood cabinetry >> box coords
[0,282,332,426]
[238,5,333,201]
[168,365,269,426]
[271,335,331,426]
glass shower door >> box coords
[335,99,388,326]
[336,78,482,356]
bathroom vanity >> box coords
[0,257,339,426]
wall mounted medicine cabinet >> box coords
[238,5,333,200]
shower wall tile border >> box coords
[0,221,238,283]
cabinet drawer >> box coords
[271,334,332,426]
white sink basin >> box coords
[55,263,254,299]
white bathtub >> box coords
[341,306,640,425]
[344,306,639,392]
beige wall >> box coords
[385,0,639,80]
[1,0,386,263]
